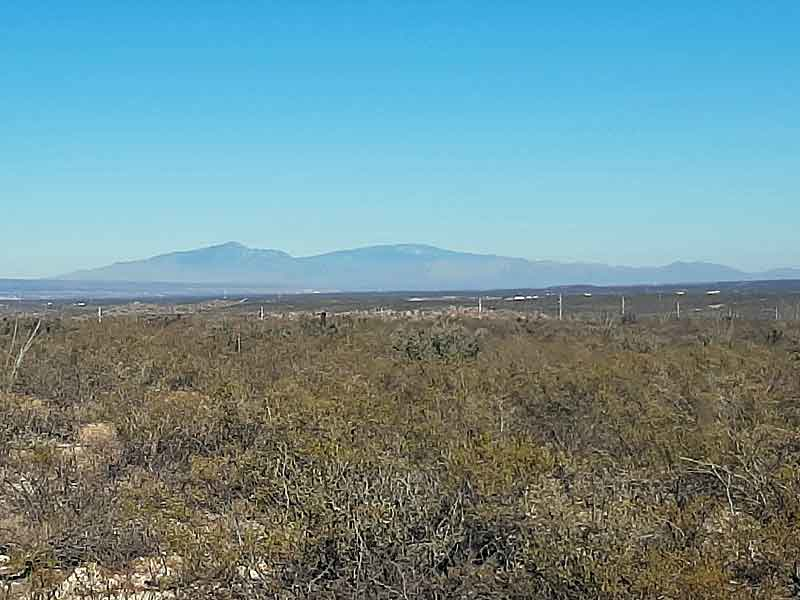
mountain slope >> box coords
[61,242,795,291]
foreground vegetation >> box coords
[1,313,800,598]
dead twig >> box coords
[5,319,41,393]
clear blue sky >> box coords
[2,2,798,277]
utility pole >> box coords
[558,293,563,321]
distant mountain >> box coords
[762,267,800,280]
[60,242,800,291]
[66,242,295,285]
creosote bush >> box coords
[391,321,481,362]
[0,314,799,598]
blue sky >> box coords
[2,2,798,277]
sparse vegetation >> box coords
[1,312,800,598]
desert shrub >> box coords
[391,322,481,362]
[0,313,799,598]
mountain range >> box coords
[61,242,800,291]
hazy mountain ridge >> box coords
[62,242,800,291]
